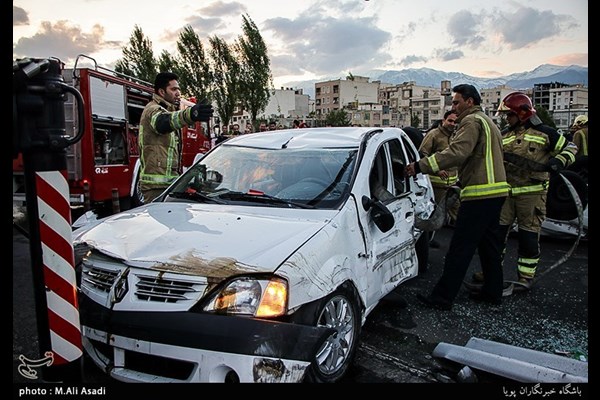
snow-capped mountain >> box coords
[285,64,588,99]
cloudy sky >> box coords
[13,0,588,88]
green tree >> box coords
[236,14,272,127]
[208,35,240,128]
[535,106,557,129]
[325,109,350,127]
[156,50,178,78]
[175,25,211,101]
[498,116,509,131]
[114,25,157,83]
[410,112,421,128]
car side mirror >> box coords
[361,195,395,233]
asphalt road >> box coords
[13,222,588,389]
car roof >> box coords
[221,127,396,149]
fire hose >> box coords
[416,152,586,291]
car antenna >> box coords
[281,137,293,149]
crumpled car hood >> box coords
[73,202,335,277]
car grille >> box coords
[136,274,201,303]
[81,252,207,307]
[82,266,119,292]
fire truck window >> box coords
[94,124,127,166]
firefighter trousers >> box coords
[430,196,506,303]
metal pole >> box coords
[14,58,86,382]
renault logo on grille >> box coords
[110,269,130,306]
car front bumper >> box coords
[80,296,333,383]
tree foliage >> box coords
[114,17,274,129]
[208,35,240,128]
[535,106,557,129]
[175,25,211,101]
[157,50,178,79]
[114,25,157,83]
[236,14,273,127]
[325,109,350,127]
[411,112,421,128]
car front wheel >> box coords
[304,288,361,383]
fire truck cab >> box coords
[13,54,212,215]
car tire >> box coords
[303,286,361,383]
[131,172,145,207]
[415,231,430,274]
[546,170,588,221]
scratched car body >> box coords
[73,127,434,383]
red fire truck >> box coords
[13,54,212,215]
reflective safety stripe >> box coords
[475,116,495,184]
[461,182,510,199]
[581,134,588,155]
[518,257,538,278]
[457,116,509,200]
[553,135,566,153]
[523,134,546,145]
[140,173,177,185]
[427,154,440,173]
[429,174,459,185]
[502,136,516,145]
[510,182,548,195]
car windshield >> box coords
[166,145,358,209]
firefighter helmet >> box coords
[496,92,536,122]
[573,115,588,127]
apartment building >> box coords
[314,76,379,117]
[480,85,519,123]
[259,87,309,120]
[545,85,588,130]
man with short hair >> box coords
[406,84,509,309]
[139,72,213,203]
[419,110,460,226]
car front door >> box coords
[363,138,417,307]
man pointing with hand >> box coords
[139,72,213,203]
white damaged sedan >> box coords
[73,127,435,383]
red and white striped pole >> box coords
[15,57,85,382]
[36,171,83,366]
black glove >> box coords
[545,157,564,173]
[189,102,213,122]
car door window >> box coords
[369,146,393,202]
[388,139,409,197]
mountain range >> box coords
[284,64,588,99]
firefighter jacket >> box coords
[573,126,588,157]
[502,120,577,195]
[417,106,509,201]
[139,94,195,189]
[419,125,459,187]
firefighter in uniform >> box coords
[419,110,460,225]
[476,92,577,291]
[139,72,213,203]
[571,115,588,158]
[406,84,509,309]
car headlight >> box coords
[202,276,288,317]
